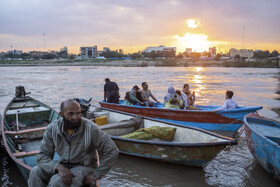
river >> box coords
[0,66,279,186]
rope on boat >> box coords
[233,124,245,139]
[213,117,243,131]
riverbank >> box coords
[0,59,279,68]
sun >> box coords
[170,19,212,53]
[187,19,199,29]
[172,33,211,53]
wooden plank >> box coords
[6,106,50,115]
[13,150,38,158]
[9,101,40,109]
[5,126,47,135]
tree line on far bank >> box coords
[0,49,279,60]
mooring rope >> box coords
[213,117,243,131]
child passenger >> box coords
[214,90,239,111]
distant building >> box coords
[97,47,110,57]
[80,46,97,59]
[59,46,68,58]
[229,48,254,58]
[60,46,68,53]
[209,47,216,56]
[9,50,23,55]
[143,45,176,54]
[185,48,192,54]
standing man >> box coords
[104,78,120,103]
[140,82,160,107]
[28,99,119,187]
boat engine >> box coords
[74,98,92,117]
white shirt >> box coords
[181,92,189,110]
[215,99,239,111]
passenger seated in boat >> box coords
[28,99,119,187]
[214,90,239,111]
[181,84,199,110]
[140,82,160,107]
[163,87,183,109]
[124,85,145,106]
[176,90,184,109]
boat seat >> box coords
[5,126,47,135]
[13,150,39,158]
[6,106,50,115]
[9,101,40,110]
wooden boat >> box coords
[92,107,238,167]
[244,113,280,181]
[100,100,262,135]
[1,96,60,182]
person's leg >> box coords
[148,100,155,107]
[106,92,113,103]
[48,166,98,187]
[28,166,53,187]
[111,92,119,103]
[144,101,149,107]
[47,173,66,187]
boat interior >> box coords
[92,107,229,143]
[3,97,60,167]
[247,117,280,145]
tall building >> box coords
[229,48,254,58]
[80,46,97,59]
[209,47,216,56]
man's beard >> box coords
[63,117,81,129]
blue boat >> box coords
[100,101,263,136]
[244,113,280,181]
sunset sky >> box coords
[1,0,280,54]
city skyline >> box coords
[1,0,280,54]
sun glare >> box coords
[187,19,199,29]
[172,33,211,52]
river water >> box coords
[0,66,279,186]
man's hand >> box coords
[56,165,75,186]
[83,173,97,186]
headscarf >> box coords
[164,87,176,103]
[130,85,140,96]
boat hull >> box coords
[100,101,262,133]
[111,136,233,167]
[244,114,280,181]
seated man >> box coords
[140,82,160,107]
[28,99,119,187]
[181,84,199,110]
